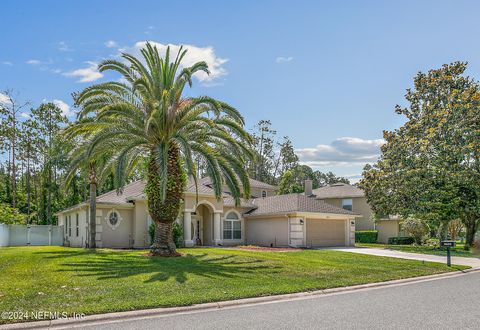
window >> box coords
[223,212,241,240]
[342,199,353,211]
[106,209,122,230]
[76,214,79,237]
[261,190,267,198]
[65,217,68,235]
[68,215,71,237]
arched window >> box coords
[223,211,241,240]
[261,190,267,198]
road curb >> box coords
[2,267,479,329]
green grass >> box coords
[356,243,479,258]
[0,246,468,324]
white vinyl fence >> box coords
[0,224,64,247]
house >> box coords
[56,178,359,249]
[312,182,403,243]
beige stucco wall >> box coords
[184,195,223,213]
[376,220,402,243]
[99,207,134,248]
[250,187,275,198]
[62,208,88,247]
[320,197,375,231]
[245,217,288,247]
[133,201,150,248]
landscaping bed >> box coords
[0,246,468,324]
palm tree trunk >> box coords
[88,163,97,248]
[147,144,185,257]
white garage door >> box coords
[306,219,345,247]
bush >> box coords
[355,230,378,243]
[424,238,440,248]
[401,218,429,245]
[149,221,184,248]
[388,236,414,245]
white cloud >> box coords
[26,59,53,66]
[0,93,12,105]
[276,56,293,63]
[57,41,73,52]
[120,41,228,83]
[64,61,103,83]
[52,99,74,117]
[105,40,118,48]
[20,112,31,119]
[296,137,385,167]
[1,61,12,66]
[26,59,42,65]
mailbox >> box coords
[440,240,456,248]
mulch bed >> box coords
[236,246,304,252]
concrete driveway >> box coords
[331,247,480,268]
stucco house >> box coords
[57,178,358,249]
[312,182,404,243]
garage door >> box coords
[306,219,345,247]
[246,218,288,247]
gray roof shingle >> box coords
[94,179,355,217]
[245,194,357,216]
[312,183,365,199]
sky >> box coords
[1,0,480,181]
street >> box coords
[69,271,480,330]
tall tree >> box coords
[31,103,68,224]
[66,43,253,256]
[18,119,41,223]
[0,90,30,208]
[273,136,298,180]
[250,120,276,184]
[360,62,480,248]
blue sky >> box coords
[1,0,480,181]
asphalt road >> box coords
[73,271,480,330]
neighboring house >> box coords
[57,178,358,249]
[311,182,403,243]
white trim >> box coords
[105,209,123,230]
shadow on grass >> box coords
[35,250,278,283]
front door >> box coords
[192,215,203,246]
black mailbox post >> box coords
[440,240,456,267]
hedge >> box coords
[355,230,378,243]
[388,236,414,245]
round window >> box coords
[109,212,119,226]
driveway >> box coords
[44,270,480,329]
[331,247,480,268]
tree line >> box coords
[0,92,348,226]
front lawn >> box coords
[0,246,468,324]
[356,243,479,258]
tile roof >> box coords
[312,183,365,199]
[245,194,357,217]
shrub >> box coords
[355,230,378,243]
[388,236,414,245]
[424,238,440,248]
[149,221,184,248]
[401,218,429,245]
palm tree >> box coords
[64,124,117,249]
[67,43,253,256]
